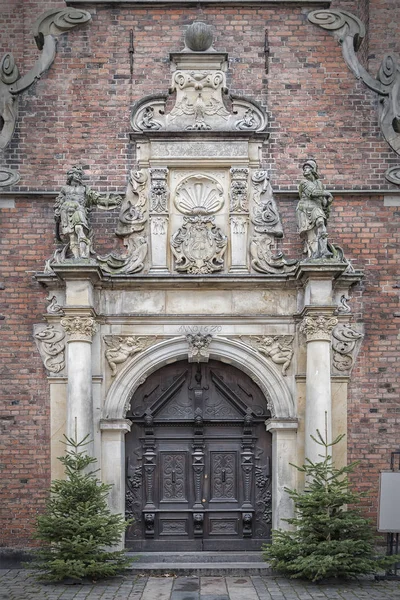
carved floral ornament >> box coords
[60,316,98,342]
[308,9,400,186]
[299,315,338,342]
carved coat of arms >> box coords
[171,215,227,274]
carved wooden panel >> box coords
[161,452,187,502]
[160,519,188,536]
[209,518,238,535]
[210,451,237,501]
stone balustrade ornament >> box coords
[61,316,98,342]
[308,9,400,186]
[299,315,338,342]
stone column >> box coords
[61,316,98,451]
[266,419,298,530]
[299,314,338,465]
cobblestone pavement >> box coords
[0,571,399,600]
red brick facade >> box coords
[0,0,399,547]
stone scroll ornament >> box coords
[249,171,298,274]
[0,8,91,186]
[33,325,65,374]
[308,10,400,186]
[331,323,363,374]
[130,22,267,134]
[45,165,121,270]
[104,335,159,376]
[171,174,227,274]
[98,170,148,274]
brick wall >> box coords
[0,0,399,546]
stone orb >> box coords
[185,22,213,52]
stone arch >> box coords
[103,336,295,421]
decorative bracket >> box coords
[308,9,400,185]
[0,8,91,174]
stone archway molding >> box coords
[103,335,295,421]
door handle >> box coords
[172,470,176,484]
[222,469,226,483]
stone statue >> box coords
[296,159,333,259]
[54,165,120,260]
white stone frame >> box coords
[100,336,298,538]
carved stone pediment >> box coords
[130,23,267,136]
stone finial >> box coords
[184,22,214,52]
[61,316,97,342]
[299,315,338,342]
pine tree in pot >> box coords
[30,435,133,582]
[263,431,396,582]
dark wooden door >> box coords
[125,360,272,551]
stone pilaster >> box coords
[61,316,98,450]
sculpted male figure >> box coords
[54,165,120,259]
[296,159,333,259]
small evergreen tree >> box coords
[263,431,396,581]
[30,435,133,582]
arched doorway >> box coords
[124,359,272,551]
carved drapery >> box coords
[308,9,400,186]
[61,316,97,342]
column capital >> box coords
[299,314,338,342]
[61,316,98,342]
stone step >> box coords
[129,551,264,564]
[126,552,273,576]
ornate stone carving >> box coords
[171,216,227,274]
[60,316,98,342]
[186,333,213,363]
[255,336,294,376]
[299,315,338,342]
[230,168,249,212]
[336,294,351,314]
[308,10,400,186]
[98,169,148,274]
[33,325,65,374]
[46,295,64,315]
[332,323,363,374]
[125,462,143,535]
[296,159,333,259]
[254,451,272,535]
[104,335,159,376]
[130,22,267,135]
[175,174,224,215]
[47,166,121,267]
[0,8,91,153]
[149,168,169,213]
[250,171,297,275]
[0,167,20,188]
[236,335,294,376]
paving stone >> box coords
[170,592,200,600]
[173,577,200,591]
[141,576,174,600]
[200,595,230,600]
[200,576,228,596]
